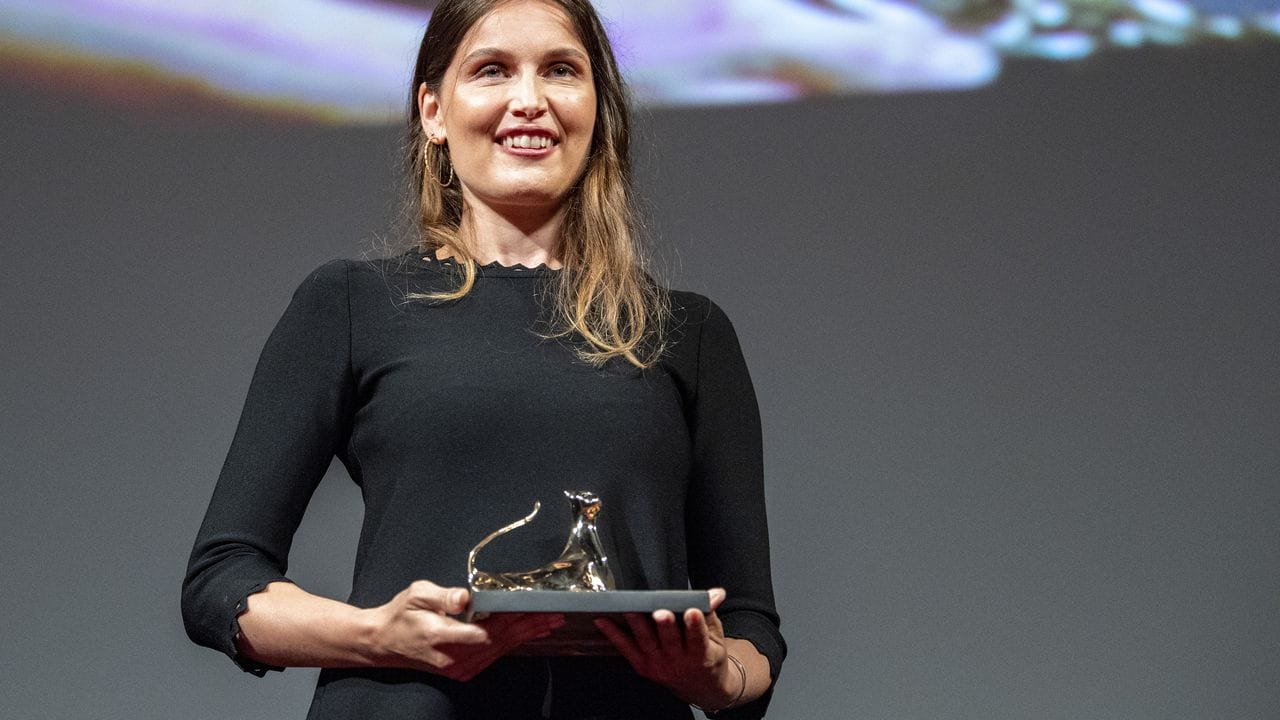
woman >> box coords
[182,1,785,717]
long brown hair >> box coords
[406,0,667,368]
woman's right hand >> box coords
[366,580,563,681]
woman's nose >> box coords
[509,73,547,118]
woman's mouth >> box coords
[500,134,556,150]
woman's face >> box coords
[419,0,596,218]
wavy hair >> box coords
[405,0,667,368]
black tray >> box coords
[465,590,710,656]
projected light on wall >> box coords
[1,0,1277,123]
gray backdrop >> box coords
[3,48,1277,719]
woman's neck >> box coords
[451,200,565,269]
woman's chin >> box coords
[470,187,573,216]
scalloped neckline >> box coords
[416,252,560,276]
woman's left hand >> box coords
[593,588,744,710]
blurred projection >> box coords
[1,0,1276,122]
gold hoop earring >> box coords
[427,135,453,188]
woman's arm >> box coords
[602,294,787,717]
[182,261,357,674]
[679,295,787,716]
[182,262,560,680]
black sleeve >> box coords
[181,260,355,675]
[678,295,787,719]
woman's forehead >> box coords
[453,0,587,62]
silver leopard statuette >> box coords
[467,490,617,592]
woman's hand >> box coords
[367,580,563,681]
[593,588,755,710]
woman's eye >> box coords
[476,64,504,78]
[548,63,578,78]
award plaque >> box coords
[464,491,710,655]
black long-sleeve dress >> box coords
[182,252,785,719]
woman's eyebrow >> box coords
[460,46,588,65]
[545,47,589,63]
[460,46,509,64]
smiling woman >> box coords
[406,0,661,367]
[418,2,597,257]
[181,1,786,718]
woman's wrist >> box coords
[690,652,748,715]
[351,605,389,667]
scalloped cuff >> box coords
[228,578,292,676]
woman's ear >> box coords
[418,82,445,142]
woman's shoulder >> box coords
[665,287,711,315]
[281,259,350,306]
[343,248,434,279]
[290,249,453,297]
[664,288,737,337]
[659,287,745,368]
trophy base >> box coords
[466,590,711,656]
